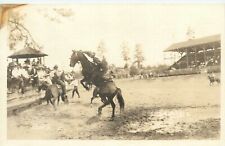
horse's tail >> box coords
[116,88,125,112]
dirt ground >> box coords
[7,74,220,140]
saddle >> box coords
[102,75,113,82]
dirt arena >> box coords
[7,74,220,140]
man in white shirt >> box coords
[70,78,80,98]
[12,65,21,78]
[11,64,26,94]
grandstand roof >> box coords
[8,47,48,58]
[164,34,221,52]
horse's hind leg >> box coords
[98,97,110,116]
[108,98,116,120]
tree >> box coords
[8,11,41,51]
[108,64,116,71]
[151,64,169,73]
[8,7,75,51]
[129,65,139,76]
[96,40,106,58]
[134,44,145,69]
[121,42,130,69]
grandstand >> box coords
[164,34,221,75]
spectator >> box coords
[32,59,36,66]
[30,64,39,87]
[12,64,21,78]
[70,78,80,98]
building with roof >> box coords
[8,47,48,65]
[164,34,221,71]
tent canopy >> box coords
[8,47,48,59]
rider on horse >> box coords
[50,65,67,98]
[84,51,110,84]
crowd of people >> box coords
[170,52,221,70]
[7,58,80,97]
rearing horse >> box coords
[70,50,125,120]
[70,51,96,90]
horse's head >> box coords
[70,50,81,67]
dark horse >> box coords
[38,82,69,110]
[70,50,125,120]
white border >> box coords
[1,2,225,146]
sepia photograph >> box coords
[0,3,223,140]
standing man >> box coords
[70,78,80,98]
[30,64,39,87]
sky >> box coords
[6,4,224,70]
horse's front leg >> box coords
[80,78,89,90]
[50,98,57,110]
[57,95,60,105]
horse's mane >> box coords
[77,51,98,77]
[78,51,97,68]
